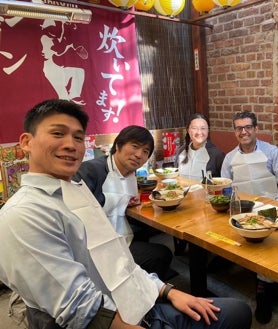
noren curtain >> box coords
[135,6,195,130]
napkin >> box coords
[188,184,203,192]
[252,201,264,209]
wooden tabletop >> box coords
[126,179,278,282]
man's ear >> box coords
[19,132,32,153]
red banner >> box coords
[0,0,144,143]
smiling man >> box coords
[0,100,253,329]
[73,125,173,281]
[221,110,278,324]
[221,111,278,199]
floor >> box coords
[0,234,277,329]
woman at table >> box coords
[173,113,225,259]
[174,113,225,182]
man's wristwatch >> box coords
[162,283,175,301]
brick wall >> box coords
[204,0,278,145]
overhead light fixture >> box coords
[0,0,92,23]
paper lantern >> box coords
[135,0,155,11]
[192,0,215,14]
[108,0,139,9]
[154,0,186,17]
[213,0,241,8]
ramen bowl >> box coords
[202,177,232,195]
[229,213,275,243]
[154,168,179,180]
[149,189,186,211]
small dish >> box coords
[210,202,230,213]
[138,179,157,191]
[161,178,178,185]
[209,194,230,213]
[240,200,255,213]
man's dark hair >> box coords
[110,125,154,158]
[24,99,89,134]
[232,111,257,128]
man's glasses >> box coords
[234,125,254,133]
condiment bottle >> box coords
[205,171,213,201]
[230,186,241,216]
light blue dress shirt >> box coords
[221,139,278,199]
[0,173,162,328]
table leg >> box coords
[189,243,208,296]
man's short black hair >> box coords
[110,125,154,158]
[232,111,257,128]
[24,99,89,134]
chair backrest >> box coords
[210,130,273,154]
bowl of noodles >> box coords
[229,213,277,242]
[202,177,232,195]
[153,168,179,180]
[149,189,186,211]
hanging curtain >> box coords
[135,6,195,130]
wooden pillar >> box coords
[190,1,209,119]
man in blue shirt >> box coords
[221,111,278,200]
[221,110,278,324]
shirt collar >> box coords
[237,140,258,154]
[20,173,64,196]
[108,154,135,179]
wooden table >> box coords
[126,182,278,283]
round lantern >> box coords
[135,0,155,11]
[213,0,241,8]
[108,0,139,9]
[192,0,215,14]
[154,0,186,17]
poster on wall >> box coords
[0,0,144,143]
[162,132,181,164]
[0,143,29,200]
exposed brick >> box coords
[206,0,277,144]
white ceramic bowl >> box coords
[161,178,178,185]
[229,213,275,242]
[154,168,179,180]
[149,189,185,210]
[202,177,232,193]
